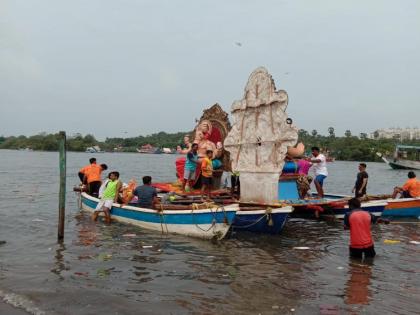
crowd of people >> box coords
[78,159,159,224]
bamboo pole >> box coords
[58,131,66,240]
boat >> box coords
[377,145,420,170]
[162,148,175,154]
[85,145,104,153]
[382,198,420,218]
[233,205,293,234]
[80,192,238,240]
[136,144,162,154]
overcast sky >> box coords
[1,0,419,140]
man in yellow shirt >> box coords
[201,150,213,200]
[392,171,420,198]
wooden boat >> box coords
[377,145,420,170]
[136,144,162,154]
[382,198,420,218]
[233,205,293,234]
[80,192,238,240]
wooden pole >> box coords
[58,131,66,240]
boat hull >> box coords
[381,156,420,170]
[232,207,293,234]
[81,193,238,240]
[327,200,386,219]
[382,198,420,218]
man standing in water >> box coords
[344,198,376,259]
[353,163,369,198]
[308,147,328,198]
[92,171,122,224]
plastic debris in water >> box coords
[384,239,401,245]
[32,219,44,222]
[293,247,310,250]
[142,245,153,249]
[337,267,344,270]
[409,240,420,245]
[98,253,113,261]
[122,234,136,237]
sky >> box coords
[1,0,419,140]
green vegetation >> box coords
[0,131,190,152]
[1,128,419,161]
[298,128,420,161]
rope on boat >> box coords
[157,204,169,235]
[232,207,274,229]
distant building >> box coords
[370,128,420,140]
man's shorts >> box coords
[402,190,413,198]
[96,199,114,210]
[201,176,212,186]
[314,175,327,187]
[349,245,376,258]
[184,169,196,181]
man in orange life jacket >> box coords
[344,198,376,259]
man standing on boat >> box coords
[353,163,369,198]
[182,143,199,192]
[344,198,376,259]
[133,176,159,209]
[308,147,328,198]
[392,171,420,198]
[78,158,108,197]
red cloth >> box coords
[348,211,373,249]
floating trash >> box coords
[142,245,153,249]
[32,219,44,222]
[337,267,344,270]
[293,247,310,250]
[409,241,420,245]
[98,253,113,261]
[384,239,401,245]
[122,233,136,237]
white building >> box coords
[370,128,420,140]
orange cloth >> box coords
[348,211,373,249]
[402,178,420,197]
[79,165,90,174]
[82,164,103,183]
[201,157,213,178]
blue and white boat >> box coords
[232,206,293,234]
[80,193,238,240]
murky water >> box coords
[0,150,419,314]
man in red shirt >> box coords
[344,198,376,259]
[79,158,108,198]
[392,171,420,199]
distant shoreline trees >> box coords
[1,129,419,161]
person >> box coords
[392,171,420,198]
[176,135,192,154]
[133,176,159,209]
[79,158,108,197]
[296,158,313,198]
[353,163,369,198]
[182,143,199,192]
[92,171,122,224]
[344,198,376,259]
[78,158,96,183]
[201,150,213,200]
[308,147,328,198]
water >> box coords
[0,150,419,314]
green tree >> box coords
[345,130,352,138]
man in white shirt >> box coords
[309,146,328,198]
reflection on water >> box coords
[0,151,420,314]
[345,260,372,306]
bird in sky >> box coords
[235,42,242,47]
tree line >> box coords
[1,128,419,161]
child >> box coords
[201,150,213,200]
[92,171,122,224]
